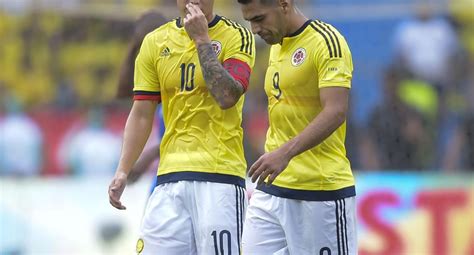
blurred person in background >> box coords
[392,1,461,93]
[0,84,43,176]
[95,11,166,249]
[60,106,121,175]
[449,0,474,57]
[115,10,167,184]
[238,0,356,254]
[242,42,270,167]
[442,58,474,171]
[442,0,474,171]
[242,91,268,166]
[359,68,431,170]
[108,0,255,254]
[391,0,463,168]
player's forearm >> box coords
[281,107,347,159]
[196,42,243,109]
[115,102,156,176]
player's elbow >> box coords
[332,107,348,126]
[217,98,238,110]
[324,104,347,127]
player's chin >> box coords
[259,35,278,45]
[265,39,280,45]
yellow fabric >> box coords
[264,20,354,191]
[398,79,438,119]
[134,16,255,179]
[450,0,474,57]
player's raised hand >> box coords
[248,148,291,186]
[108,172,128,210]
[183,3,210,45]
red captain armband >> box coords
[223,58,251,91]
[133,90,162,102]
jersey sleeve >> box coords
[222,26,256,91]
[314,33,353,89]
[133,33,161,101]
[222,25,256,72]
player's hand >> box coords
[248,148,291,186]
[108,172,128,210]
[183,3,210,45]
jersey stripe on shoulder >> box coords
[221,16,253,55]
[309,21,342,58]
[221,17,245,52]
[309,21,334,58]
[246,23,254,55]
[313,20,339,58]
[315,20,342,58]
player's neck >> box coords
[286,10,308,37]
[206,13,216,24]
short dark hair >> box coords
[237,0,275,5]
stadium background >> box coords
[0,0,473,254]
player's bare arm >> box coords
[108,100,157,210]
[249,87,350,185]
[183,3,244,109]
[197,42,245,109]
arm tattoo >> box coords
[197,43,244,108]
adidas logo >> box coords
[160,47,171,57]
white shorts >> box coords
[136,181,247,255]
[242,190,357,255]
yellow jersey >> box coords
[258,20,355,200]
[133,16,255,188]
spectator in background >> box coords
[360,69,431,170]
[392,1,464,169]
[392,1,461,92]
[60,106,121,175]
[241,42,269,167]
[116,10,167,99]
[442,58,474,171]
[115,10,167,183]
[0,85,43,176]
[449,0,474,57]
[93,12,169,253]
[242,91,268,166]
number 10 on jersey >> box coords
[180,63,196,92]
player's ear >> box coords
[278,0,289,12]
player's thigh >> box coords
[284,196,357,255]
[193,182,247,255]
[242,190,288,255]
[137,183,197,255]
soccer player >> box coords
[108,0,255,254]
[237,0,357,254]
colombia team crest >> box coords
[291,47,306,66]
[211,40,222,56]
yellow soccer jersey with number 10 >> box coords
[258,20,356,201]
[133,16,255,188]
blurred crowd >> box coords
[0,0,473,177]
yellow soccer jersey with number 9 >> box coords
[260,20,355,201]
